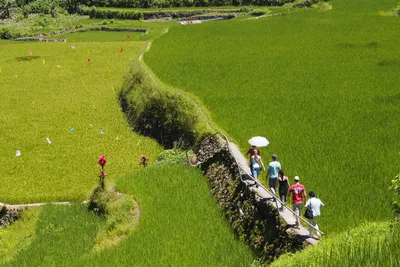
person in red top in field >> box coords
[288,176,306,229]
[246,146,260,174]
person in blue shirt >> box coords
[267,154,281,195]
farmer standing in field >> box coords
[288,176,306,229]
[305,191,325,237]
[267,154,281,195]
[246,145,260,174]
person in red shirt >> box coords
[288,176,306,229]
[246,146,260,174]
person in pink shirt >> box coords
[288,176,306,229]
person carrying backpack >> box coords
[305,191,325,238]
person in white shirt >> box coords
[305,191,325,237]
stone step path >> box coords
[228,142,320,246]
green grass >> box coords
[144,3,400,234]
[0,40,162,203]
[81,165,254,266]
[1,165,255,266]
[271,221,400,267]
[0,208,40,263]
[1,204,102,267]
[92,190,138,251]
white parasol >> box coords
[248,136,269,147]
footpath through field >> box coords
[227,141,320,246]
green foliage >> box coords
[0,26,29,39]
[0,0,13,19]
[249,9,265,15]
[0,207,21,228]
[155,147,189,165]
[82,6,240,19]
[25,0,65,17]
[79,0,295,9]
[292,0,318,8]
[145,7,400,234]
[88,184,113,216]
[119,61,207,149]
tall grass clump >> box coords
[145,6,400,233]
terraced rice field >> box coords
[145,2,400,233]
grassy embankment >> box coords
[145,1,400,234]
[1,165,254,266]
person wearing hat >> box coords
[288,176,307,229]
[267,154,281,195]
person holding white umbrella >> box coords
[247,136,269,174]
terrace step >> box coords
[228,142,319,246]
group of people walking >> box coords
[247,146,325,238]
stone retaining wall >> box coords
[196,136,302,264]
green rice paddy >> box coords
[1,0,400,264]
[0,38,162,203]
[145,2,400,233]
[1,165,254,266]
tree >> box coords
[0,0,13,19]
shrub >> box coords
[88,184,113,216]
[249,10,265,16]
[293,0,318,7]
[0,207,21,227]
[156,147,189,165]
[0,26,30,39]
